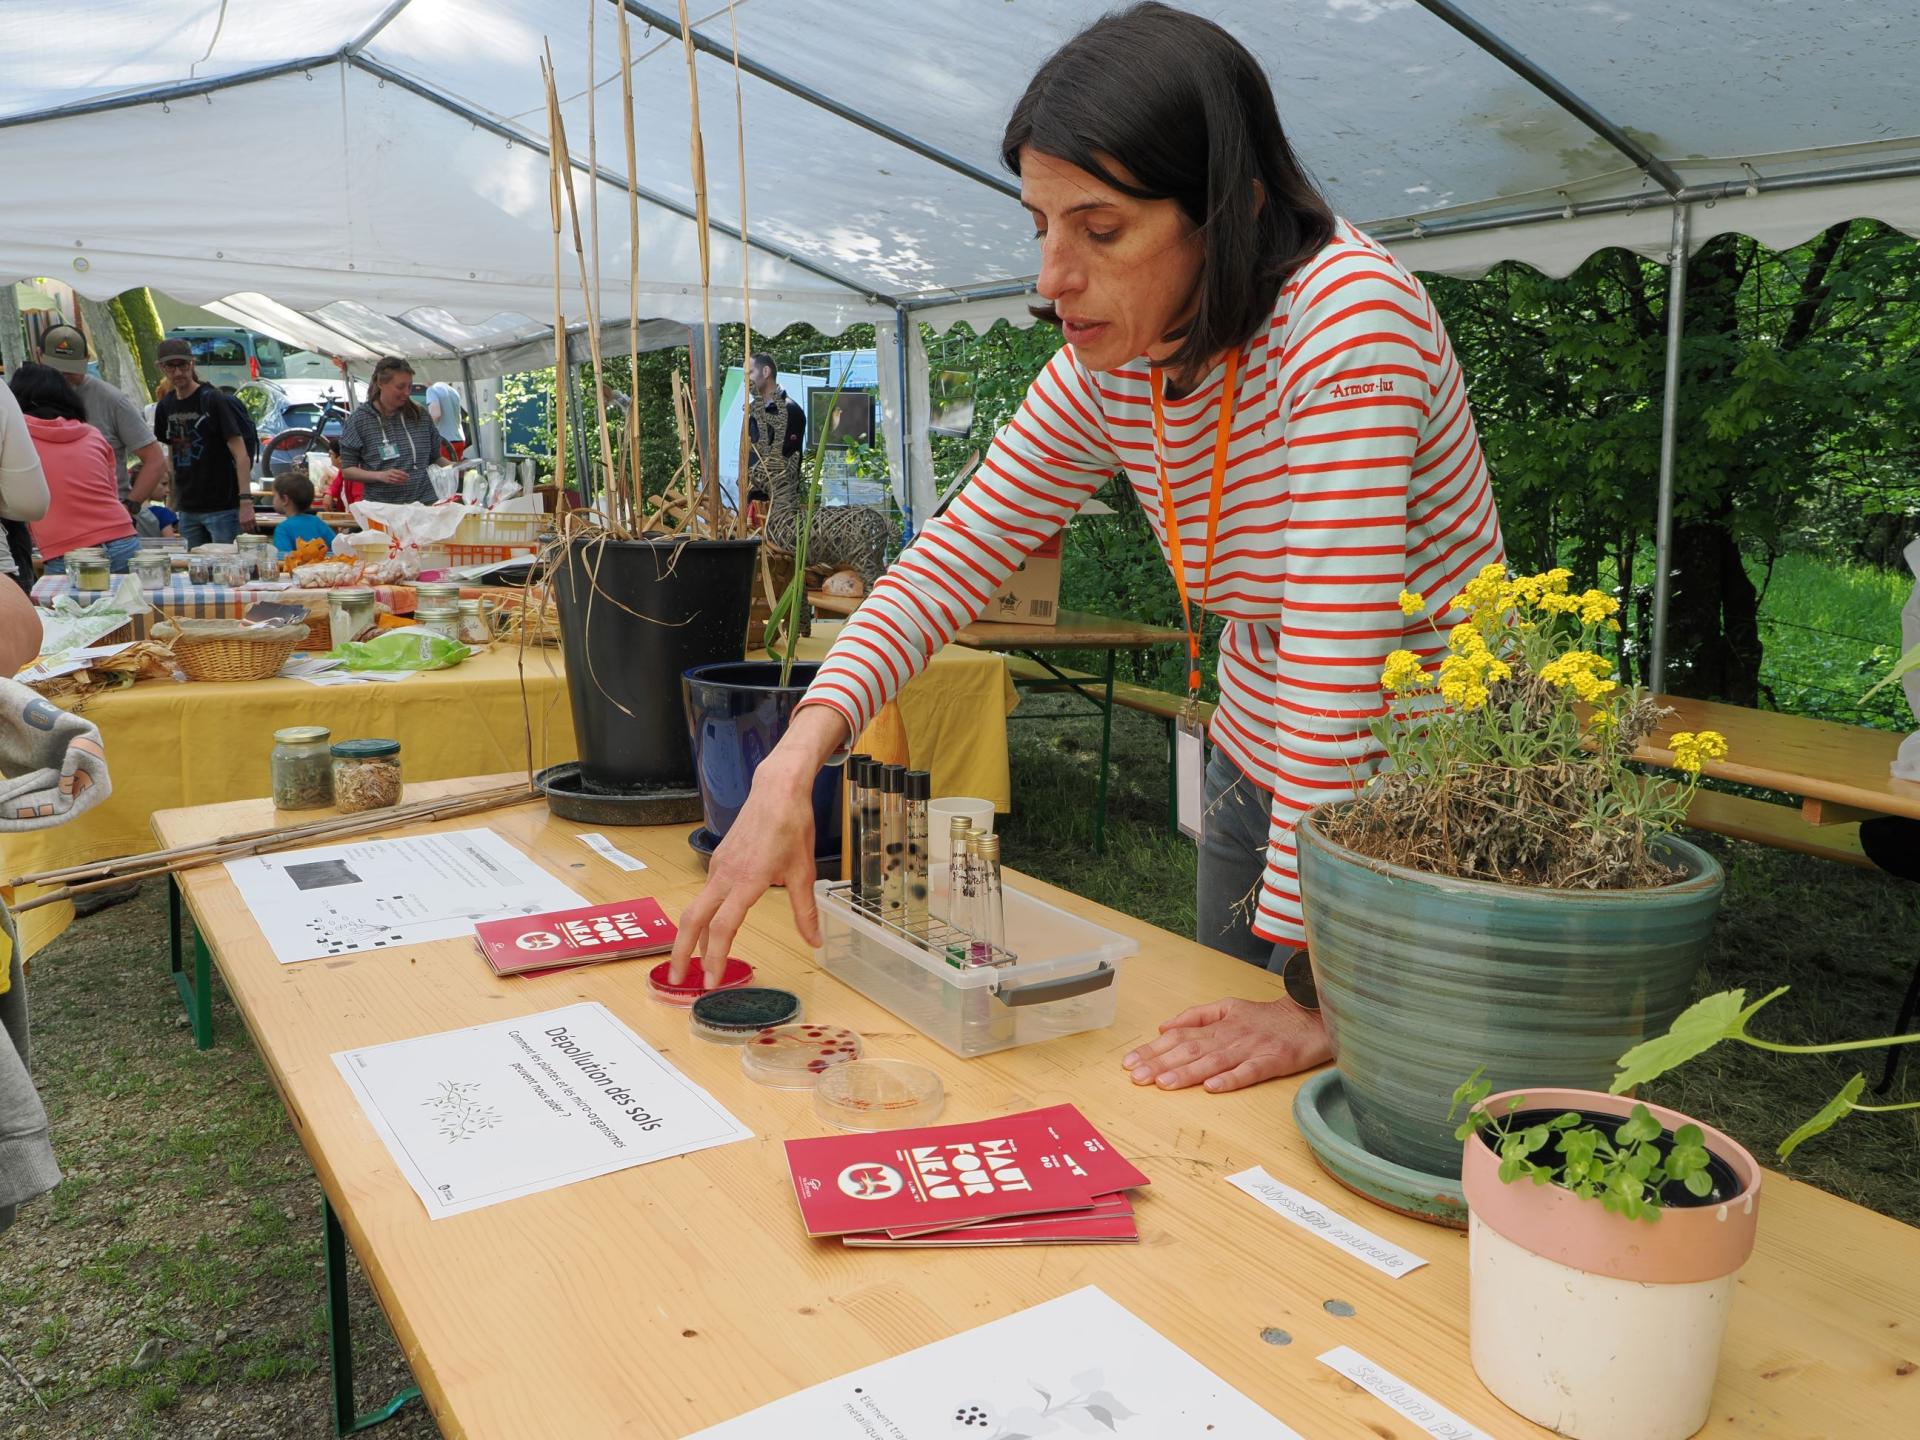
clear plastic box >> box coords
[814,877,1138,1057]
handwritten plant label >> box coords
[576,831,648,871]
[1318,1347,1489,1440]
[1226,1167,1428,1277]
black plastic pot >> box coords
[1481,1106,1743,1209]
[553,536,759,791]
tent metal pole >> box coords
[1649,203,1691,696]
[1409,0,1684,195]
[614,1,1019,201]
[346,56,899,307]
[345,0,417,55]
[0,55,339,132]
[892,305,915,536]
[459,354,482,460]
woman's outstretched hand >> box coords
[667,705,849,988]
[1121,997,1331,1093]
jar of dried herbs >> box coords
[331,739,403,813]
[456,598,492,647]
[68,548,110,592]
[416,603,460,641]
[271,727,334,810]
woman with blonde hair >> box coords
[336,356,437,504]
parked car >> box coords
[233,378,351,480]
[163,326,286,391]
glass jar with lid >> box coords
[456,597,491,647]
[271,726,334,810]
[414,581,463,610]
[327,587,377,643]
[416,603,460,641]
[186,553,213,584]
[130,549,171,589]
[238,534,276,581]
[67,548,111,592]
[332,738,403,813]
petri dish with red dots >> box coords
[740,1023,864,1089]
[647,957,753,1006]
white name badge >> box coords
[1175,713,1206,842]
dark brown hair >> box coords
[274,471,316,511]
[1002,1,1335,379]
[9,363,86,423]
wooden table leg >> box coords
[167,877,213,1051]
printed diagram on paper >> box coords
[224,827,586,965]
[689,1287,1304,1438]
[334,1002,751,1219]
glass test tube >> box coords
[904,770,930,933]
[858,760,884,909]
[880,764,907,925]
[944,814,974,963]
[845,753,871,896]
[962,831,1016,1048]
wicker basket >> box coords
[156,620,309,682]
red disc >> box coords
[648,957,754,1004]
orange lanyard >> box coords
[1149,348,1241,698]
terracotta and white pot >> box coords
[1462,1088,1762,1440]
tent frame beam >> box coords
[1409,0,1685,196]
[347,56,899,307]
[0,55,339,132]
[902,155,1920,309]
[612,1,1020,202]
[1649,204,1690,695]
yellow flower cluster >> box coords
[1669,730,1729,774]
[1442,564,1620,632]
[1535,587,1623,628]
[1380,648,1432,694]
[1537,649,1617,702]
[1398,590,1425,616]
[1437,625,1511,711]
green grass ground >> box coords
[1750,551,1913,729]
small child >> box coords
[270,472,336,553]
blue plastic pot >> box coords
[682,660,843,856]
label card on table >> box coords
[1317,1347,1490,1440]
[334,1001,750,1219]
[690,1286,1306,1438]
[1226,1167,1428,1278]
[575,831,648,872]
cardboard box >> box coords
[985,531,1061,626]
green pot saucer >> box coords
[1292,1067,1468,1229]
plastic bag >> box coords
[428,463,460,503]
[328,626,470,671]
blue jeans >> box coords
[1193,746,1298,971]
[45,534,142,574]
[180,510,240,547]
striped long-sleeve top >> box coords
[801,223,1505,945]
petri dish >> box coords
[813,1058,945,1131]
[740,1023,864,1089]
[647,957,754,1006]
[689,988,803,1043]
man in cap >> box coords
[151,339,252,544]
[36,322,168,513]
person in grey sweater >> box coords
[337,355,439,505]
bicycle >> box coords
[260,392,350,483]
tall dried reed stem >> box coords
[541,57,568,503]
[675,0,721,537]
[544,44,617,519]
[727,0,755,523]
[617,0,644,533]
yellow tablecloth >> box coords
[5,645,576,957]
[757,621,1019,810]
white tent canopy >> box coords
[4,1,1918,684]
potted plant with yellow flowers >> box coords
[1293,564,1730,1220]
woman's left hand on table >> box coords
[1122,997,1331,1093]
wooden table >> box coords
[155,776,1920,1439]
[1640,693,1920,823]
[810,593,1183,850]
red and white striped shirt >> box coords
[802,223,1505,945]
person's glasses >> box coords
[159,359,193,369]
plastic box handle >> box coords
[994,962,1114,1007]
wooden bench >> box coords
[1004,660,1878,867]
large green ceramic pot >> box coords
[1298,808,1724,1179]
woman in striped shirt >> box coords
[671,2,1504,1093]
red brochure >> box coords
[783,1104,1147,1238]
[474,897,676,977]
